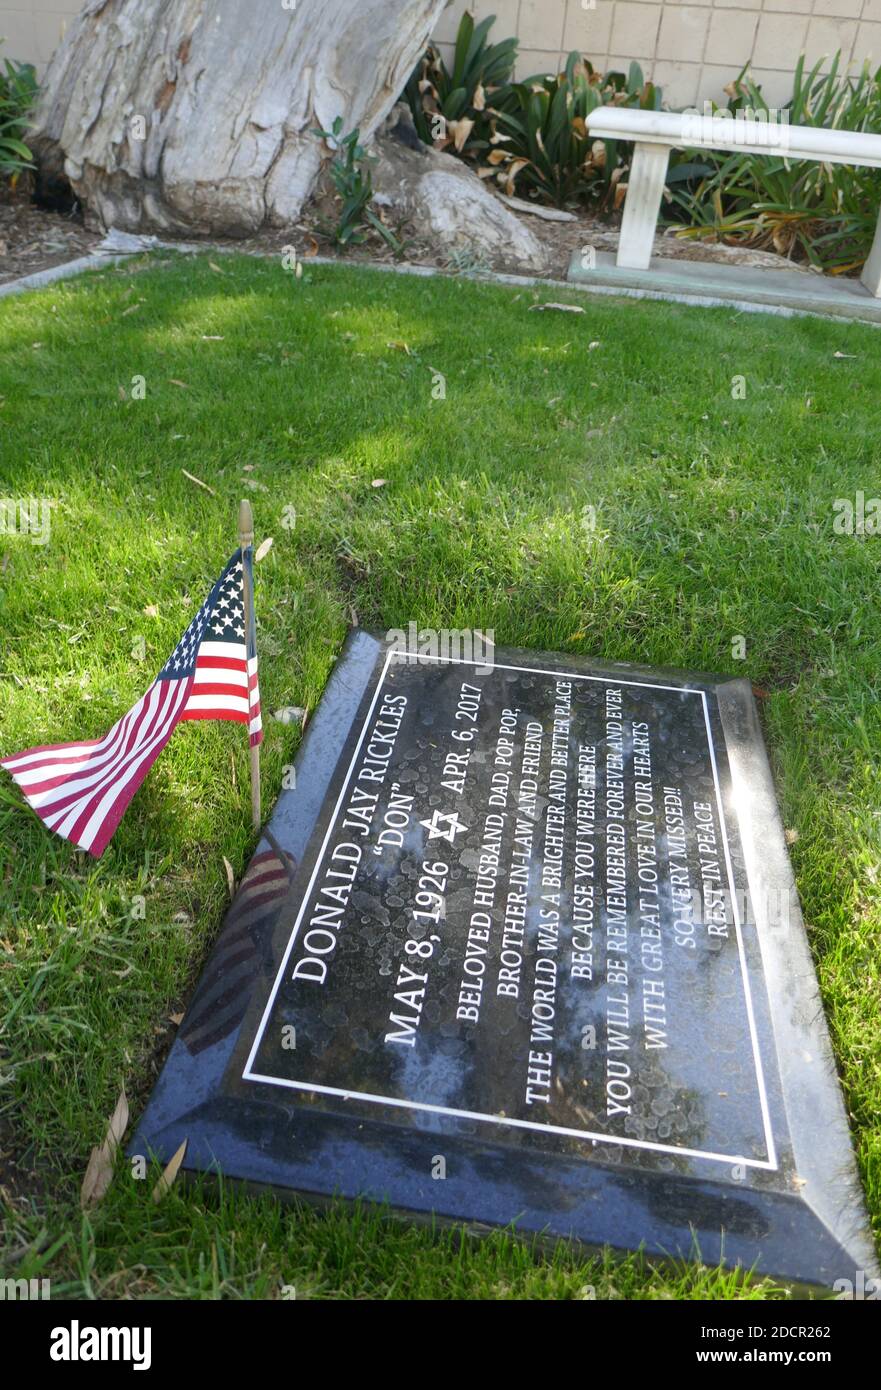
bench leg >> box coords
[617,142,671,271]
[860,207,881,297]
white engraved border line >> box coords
[242,650,778,1172]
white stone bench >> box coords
[586,107,881,296]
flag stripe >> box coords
[188,681,250,699]
[247,651,262,747]
[0,737,104,772]
[46,680,183,846]
[193,665,248,683]
[195,655,247,673]
[1,548,262,856]
[27,688,158,808]
[45,683,173,837]
[13,690,158,795]
[199,642,246,660]
[181,708,249,724]
[183,693,249,715]
[77,680,192,852]
[42,680,178,832]
[0,707,144,772]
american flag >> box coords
[1,549,262,858]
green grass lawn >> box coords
[0,253,878,1299]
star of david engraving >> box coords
[419,809,468,844]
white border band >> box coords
[242,651,777,1171]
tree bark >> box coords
[32,0,448,235]
[371,119,548,273]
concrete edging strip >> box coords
[1,237,878,328]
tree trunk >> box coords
[32,0,448,236]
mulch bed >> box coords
[0,187,802,290]
[0,198,103,285]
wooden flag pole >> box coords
[238,498,261,831]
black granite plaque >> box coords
[134,632,876,1291]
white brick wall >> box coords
[432,0,881,106]
[2,0,879,109]
[0,0,81,69]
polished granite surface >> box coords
[133,631,876,1289]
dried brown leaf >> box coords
[107,1089,129,1148]
[152,1138,188,1202]
[80,1087,129,1208]
[449,117,474,152]
[81,1145,112,1208]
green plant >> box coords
[404,21,668,213]
[444,246,492,275]
[312,116,403,254]
[482,55,662,209]
[667,55,881,274]
[404,11,518,159]
[0,47,37,178]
